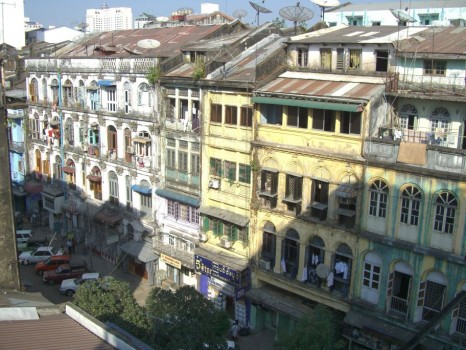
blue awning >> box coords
[155,189,200,207]
[131,184,152,195]
[97,80,116,86]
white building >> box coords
[25,17,43,33]
[35,26,85,44]
[0,0,25,49]
[325,0,466,27]
[86,3,132,32]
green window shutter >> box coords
[245,165,251,183]
[210,158,215,175]
[203,216,209,233]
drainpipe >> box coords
[58,69,67,234]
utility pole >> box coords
[0,56,21,290]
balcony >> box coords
[153,239,195,269]
[364,137,466,175]
[87,144,101,158]
[9,140,24,153]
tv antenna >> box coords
[310,0,340,21]
[390,8,417,24]
[233,9,248,22]
[249,1,272,27]
[279,3,314,35]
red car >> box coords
[42,263,89,285]
[34,255,70,275]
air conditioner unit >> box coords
[199,233,208,242]
[208,178,220,189]
[138,131,145,137]
[259,258,271,271]
[126,146,134,154]
[220,236,232,249]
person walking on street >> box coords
[66,239,73,255]
[230,320,240,341]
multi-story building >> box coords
[0,0,25,49]
[343,25,466,349]
[155,22,284,305]
[325,0,466,27]
[24,24,230,284]
[86,3,133,33]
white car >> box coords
[18,246,63,265]
[59,272,100,296]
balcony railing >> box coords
[389,295,409,317]
[153,239,195,269]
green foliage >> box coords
[272,17,286,29]
[275,304,347,350]
[73,277,151,342]
[192,58,206,81]
[146,286,230,350]
[147,65,161,85]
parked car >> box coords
[17,237,48,255]
[16,230,33,245]
[35,255,71,275]
[43,263,89,285]
[18,246,64,265]
[59,272,100,296]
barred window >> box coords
[210,158,222,176]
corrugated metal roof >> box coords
[256,72,385,102]
[0,314,113,350]
[291,25,428,44]
[398,26,466,55]
[327,0,466,12]
[62,25,223,58]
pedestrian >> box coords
[66,239,73,255]
[230,320,240,341]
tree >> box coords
[272,17,286,29]
[275,304,347,350]
[145,286,230,350]
[73,277,151,343]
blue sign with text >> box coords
[195,254,240,286]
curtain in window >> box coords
[349,50,361,69]
[321,49,332,69]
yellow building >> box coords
[249,71,390,334]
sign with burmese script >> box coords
[161,253,182,269]
[195,254,240,286]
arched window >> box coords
[416,271,447,322]
[62,79,73,107]
[305,236,325,286]
[430,107,450,142]
[399,104,417,130]
[109,171,119,205]
[41,78,48,102]
[282,229,300,279]
[400,185,422,226]
[53,155,62,180]
[125,175,133,210]
[139,179,152,213]
[88,80,100,110]
[433,192,457,234]
[63,159,76,188]
[387,261,413,317]
[29,78,39,102]
[331,243,353,297]
[65,118,74,146]
[31,112,40,139]
[107,125,117,157]
[51,78,59,104]
[77,80,85,107]
[35,149,42,173]
[127,223,134,240]
[260,222,276,270]
[123,82,131,113]
[369,179,389,218]
[361,252,382,304]
[138,83,151,107]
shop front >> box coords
[120,240,159,285]
[195,247,250,325]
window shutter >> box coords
[271,173,278,195]
[386,271,394,311]
[203,216,209,233]
[414,280,427,322]
[294,177,303,200]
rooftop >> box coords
[327,0,466,12]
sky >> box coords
[24,0,373,29]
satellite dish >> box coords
[156,16,169,22]
[316,264,330,279]
[390,9,417,23]
[137,39,161,49]
[233,9,248,22]
[279,4,314,35]
[311,0,340,21]
[249,1,272,27]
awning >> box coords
[86,85,99,91]
[195,245,249,272]
[200,206,249,227]
[246,285,314,319]
[132,184,152,195]
[94,208,122,226]
[252,96,362,113]
[132,137,151,144]
[62,200,85,215]
[336,208,356,217]
[62,166,76,174]
[310,202,328,210]
[335,185,357,198]
[42,186,64,197]
[24,182,43,194]
[121,240,159,263]
[86,174,102,182]
[155,189,200,207]
[97,80,116,87]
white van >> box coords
[16,230,33,245]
